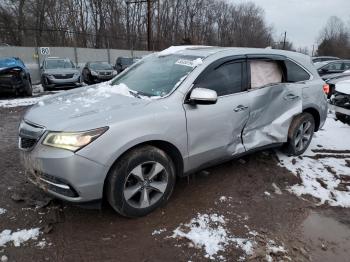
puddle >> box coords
[302,211,350,262]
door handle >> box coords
[234,105,248,112]
[283,93,299,101]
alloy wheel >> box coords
[123,161,168,209]
[294,120,313,152]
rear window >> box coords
[284,60,310,82]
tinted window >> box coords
[285,60,310,82]
[343,62,350,70]
[323,62,342,71]
[196,62,242,96]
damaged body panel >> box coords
[0,57,32,96]
[330,80,350,125]
[243,83,302,150]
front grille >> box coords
[18,121,45,151]
[20,137,37,149]
[99,72,111,76]
[53,74,74,79]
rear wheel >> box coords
[284,113,315,156]
[106,146,176,217]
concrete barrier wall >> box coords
[0,46,152,84]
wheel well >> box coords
[303,108,320,131]
[102,140,184,202]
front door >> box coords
[184,59,250,170]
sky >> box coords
[232,0,350,52]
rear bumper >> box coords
[329,104,350,116]
[20,142,106,203]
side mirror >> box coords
[40,66,43,70]
[189,88,218,105]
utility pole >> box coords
[126,0,152,51]
[147,0,152,51]
[126,1,130,48]
[157,0,160,50]
[282,31,287,50]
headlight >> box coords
[42,127,108,152]
[112,70,118,76]
[74,72,80,77]
[91,70,98,76]
[46,74,54,79]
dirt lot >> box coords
[0,100,350,262]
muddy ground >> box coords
[0,105,350,262]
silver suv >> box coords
[19,46,328,217]
[40,57,82,91]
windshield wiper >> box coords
[129,90,142,99]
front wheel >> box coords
[106,146,176,217]
[284,113,315,156]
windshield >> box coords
[89,62,113,70]
[111,54,203,97]
[45,59,74,69]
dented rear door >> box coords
[242,55,303,151]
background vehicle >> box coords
[19,46,327,217]
[82,62,117,84]
[115,57,140,73]
[0,57,32,96]
[40,57,82,91]
[330,80,350,125]
[316,59,350,76]
[312,56,340,63]
[322,72,350,98]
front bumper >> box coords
[44,76,82,88]
[329,104,350,116]
[20,139,106,203]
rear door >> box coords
[242,55,304,151]
[184,57,250,169]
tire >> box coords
[24,79,33,96]
[284,113,315,156]
[41,76,49,91]
[335,112,350,125]
[106,146,176,217]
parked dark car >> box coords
[322,72,350,98]
[330,80,350,125]
[115,57,140,73]
[82,62,117,84]
[40,57,82,91]
[316,60,350,76]
[312,56,340,63]
[0,57,32,96]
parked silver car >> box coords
[40,57,82,91]
[19,46,328,217]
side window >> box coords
[196,62,242,96]
[343,62,350,70]
[324,62,342,71]
[285,60,310,82]
[250,60,283,89]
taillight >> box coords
[323,84,330,95]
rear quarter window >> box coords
[285,60,310,82]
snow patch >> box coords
[0,95,53,108]
[277,116,350,207]
[152,228,167,235]
[0,228,40,247]
[0,208,6,215]
[158,45,208,57]
[171,213,253,260]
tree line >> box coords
[0,0,275,50]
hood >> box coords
[335,80,350,95]
[24,82,152,131]
[43,68,80,75]
[0,57,26,73]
